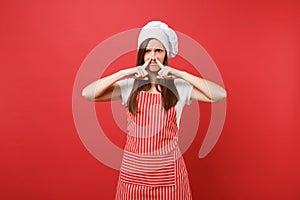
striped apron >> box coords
[116,91,192,200]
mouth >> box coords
[150,61,157,65]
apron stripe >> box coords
[117,91,192,199]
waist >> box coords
[125,136,178,155]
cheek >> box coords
[158,53,166,62]
[144,54,150,62]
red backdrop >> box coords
[1,0,299,199]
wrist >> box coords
[176,70,187,79]
[119,69,129,78]
[119,68,135,78]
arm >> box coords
[177,71,227,102]
[81,70,125,102]
[156,59,227,103]
[82,59,151,102]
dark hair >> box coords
[127,38,179,114]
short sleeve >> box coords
[174,79,193,105]
[117,78,134,105]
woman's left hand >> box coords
[155,58,227,102]
[155,58,182,79]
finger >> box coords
[157,70,169,79]
[165,75,175,80]
[158,68,168,77]
[134,76,149,80]
[158,68,175,80]
[155,58,164,68]
[156,75,174,80]
[139,68,148,77]
[134,74,148,80]
[142,58,151,69]
[134,68,148,79]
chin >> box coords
[148,65,160,72]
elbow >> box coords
[211,89,227,102]
[221,89,227,100]
[81,88,96,101]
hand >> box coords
[121,58,151,80]
[133,58,151,80]
[156,58,179,80]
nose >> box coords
[150,50,155,57]
[148,50,156,60]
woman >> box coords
[82,21,226,200]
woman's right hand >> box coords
[121,58,151,80]
[82,59,152,101]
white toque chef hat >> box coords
[138,21,178,58]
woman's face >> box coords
[143,39,166,73]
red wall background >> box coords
[1,0,299,199]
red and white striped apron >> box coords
[116,91,192,200]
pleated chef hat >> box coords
[138,21,178,58]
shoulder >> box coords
[174,78,193,105]
[174,78,193,92]
[117,78,134,105]
[117,78,134,89]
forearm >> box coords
[81,70,128,101]
[177,70,227,102]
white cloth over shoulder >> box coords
[117,78,193,127]
[117,78,135,105]
[174,79,193,127]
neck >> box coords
[143,72,161,93]
[148,71,157,84]
[146,84,160,93]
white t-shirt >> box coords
[117,78,193,127]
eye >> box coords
[145,49,151,53]
[156,49,164,53]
